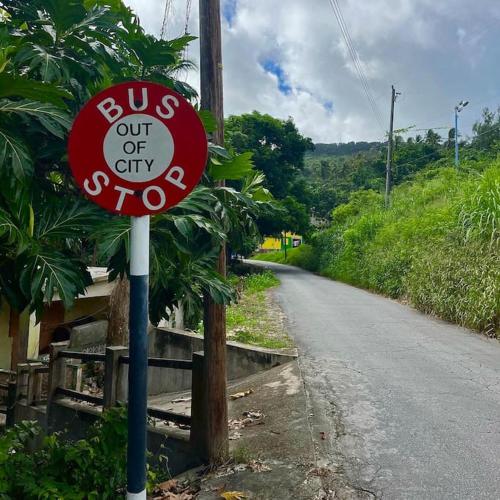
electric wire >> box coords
[182,0,193,69]
[391,121,500,170]
[184,0,193,35]
[327,0,385,131]
[332,0,384,125]
[160,0,172,40]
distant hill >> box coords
[308,141,383,157]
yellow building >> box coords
[260,232,302,252]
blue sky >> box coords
[222,0,237,27]
[125,0,500,143]
[261,59,292,96]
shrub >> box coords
[244,269,280,292]
[406,242,499,334]
[0,407,162,499]
[252,244,318,271]
[259,160,499,336]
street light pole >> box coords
[454,100,469,168]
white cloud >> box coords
[124,0,500,142]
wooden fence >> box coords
[46,342,206,450]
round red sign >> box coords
[68,81,208,216]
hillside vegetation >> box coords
[255,159,500,336]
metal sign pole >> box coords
[68,81,207,496]
[127,215,150,500]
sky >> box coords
[124,0,500,143]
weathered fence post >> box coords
[67,362,83,392]
[33,366,45,405]
[16,363,29,399]
[104,346,128,409]
[47,341,69,431]
[26,362,44,406]
[190,351,208,459]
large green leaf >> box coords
[93,216,130,262]
[0,128,32,178]
[198,109,216,134]
[0,99,71,138]
[0,74,71,107]
[172,186,217,215]
[0,207,27,248]
[15,44,65,82]
[19,249,92,319]
[209,152,254,181]
[34,199,102,241]
[242,172,273,201]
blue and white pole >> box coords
[127,215,150,500]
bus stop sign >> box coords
[68,81,208,216]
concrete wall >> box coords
[142,328,297,396]
[47,400,200,476]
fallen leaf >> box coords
[220,491,247,500]
[308,467,332,478]
[158,479,178,492]
[172,397,191,403]
[230,389,254,400]
[243,410,263,419]
[229,431,242,440]
[247,460,271,472]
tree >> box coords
[225,112,313,240]
[472,107,500,151]
[225,111,313,199]
[425,129,441,146]
[0,0,270,364]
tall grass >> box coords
[258,160,500,336]
[252,244,318,271]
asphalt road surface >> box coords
[251,261,500,500]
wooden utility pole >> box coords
[106,276,130,346]
[385,85,397,208]
[199,0,229,464]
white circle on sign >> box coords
[103,113,174,183]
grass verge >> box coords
[226,269,292,349]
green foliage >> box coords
[472,107,500,151]
[209,151,254,180]
[252,244,318,272]
[225,111,313,199]
[243,269,280,292]
[406,241,499,335]
[226,269,291,349]
[274,161,499,336]
[225,111,313,236]
[0,407,159,499]
[0,0,272,330]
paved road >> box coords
[251,261,500,500]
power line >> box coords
[393,123,500,170]
[182,0,193,62]
[329,0,384,129]
[184,0,193,35]
[327,0,385,131]
[160,0,173,40]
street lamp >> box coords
[454,100,469,167]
